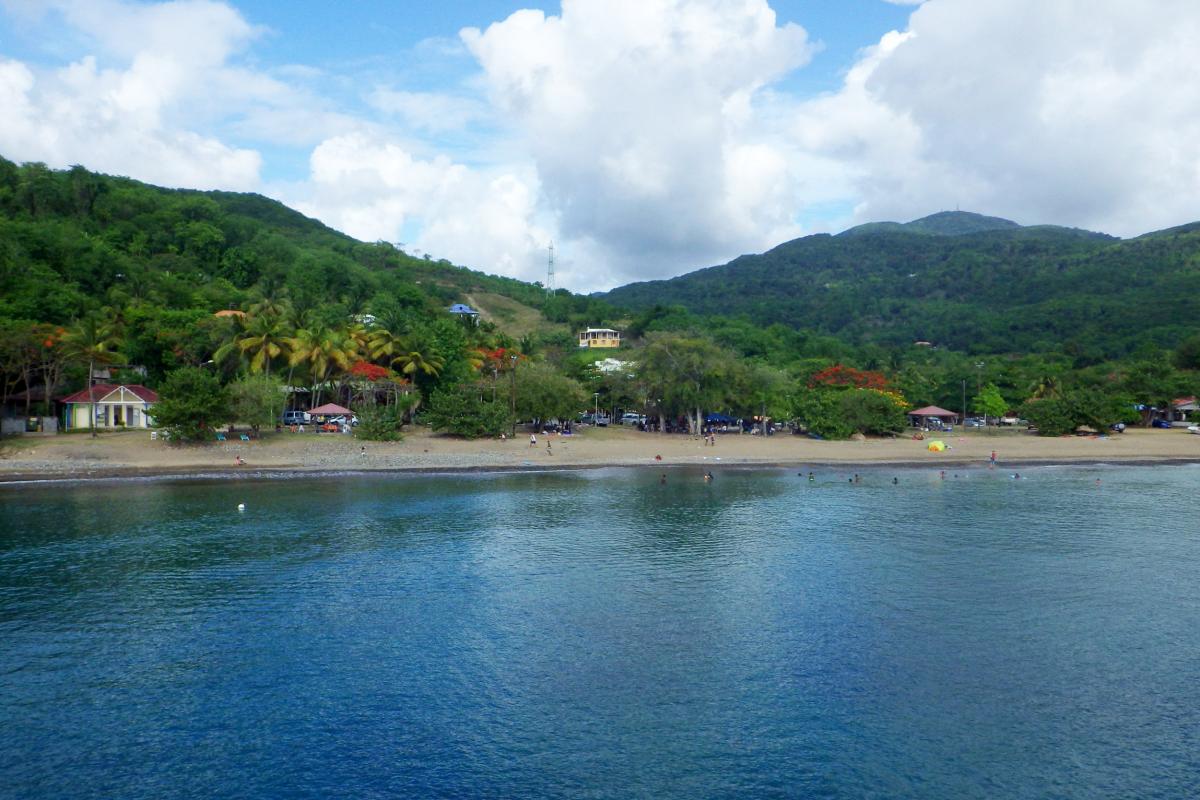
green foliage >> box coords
[837,390,908,436]
[791,387,907,439]
[601,211,1200,360]
[1019,387,1133,436]
[227,374,286,431]
[975,383,1008,420]
[514,360,588,424]
[152,366,230,441]
[354,404,406,441]
[426,382,511,438]
[791,390,853,439]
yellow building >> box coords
[578,328,621,348]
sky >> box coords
[2,0,1199,292]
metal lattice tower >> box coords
[546,242,556,294]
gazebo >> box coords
[907,405,958,429]
[308,403,352,420]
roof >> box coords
[214,309,246,318]
[448,304,478,314]
[908,405,957,417]
[581,328,620,334]
[61,384,159,404]
[1173,396,1197,407]
[308,402,352,415]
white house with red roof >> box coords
[61,384,158,431]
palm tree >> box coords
[391,346,445,417]
[237,312,291,376]
[287,325,357,406]
[63,314,123,437]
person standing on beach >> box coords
[990,450,997,468]
[529,433,537,448]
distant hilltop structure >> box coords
[578,327,621,348]
[448,303,479,324]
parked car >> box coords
[595,414,610,427]
[282,410,310,426]
[965,418,984,428]
[1151,418,1173,429]
[329,415,358,427]
[619,413,645,425]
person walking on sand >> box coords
[235,455,245,466]
[990,450,997,468]
[546,440,552,456]
[529,433,537,448]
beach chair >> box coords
[215,432,226,442]
[240,433,251,442]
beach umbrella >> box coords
[927,440,946,452]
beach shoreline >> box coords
[2,426,1198,484]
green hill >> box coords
[841,210,1023,237]
[0,156,565,330]
[600,213,1200,359]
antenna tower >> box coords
[546,241,556,294]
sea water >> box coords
[1,465,1198,799]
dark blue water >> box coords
[2,465,1199,799]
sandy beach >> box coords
[2,425,1198,482]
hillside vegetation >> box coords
[601,211,1200,360]
[2,159,1198,441]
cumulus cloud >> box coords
[0,0,264,188]
[286,132,554,284]
[461,0,817,285]
[811,0,1200,236]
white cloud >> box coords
[286,132,553,285]
[460,0,817,285]
[806,0,1200,237]
[0,0,264,188]
[367,87,489,133]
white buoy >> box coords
[237,503,246,511]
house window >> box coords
[129,407,140,426]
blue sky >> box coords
[2,1,1197,291]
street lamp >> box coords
[593,391,600,420]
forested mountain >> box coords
[600,212,1200,359]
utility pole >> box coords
[962,379,967,428]
[509,354,518,436]
[975,362,985,426]
[546,242,555,295]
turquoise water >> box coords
[2,465,1199,798]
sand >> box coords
[1,424,1198,482]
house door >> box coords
[113,406,124,426]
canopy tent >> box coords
[704,412,736,424]
[309,403,352,416]
[908,405,958,428]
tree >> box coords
[1173,333,1200,371]
[62,314,122,437]
[152,366,230,441]
[638,332,737,434]
[513,361,587,428]
[216,309,290,376]
[425,382,511,438]
[837,389,908,436]
[228,374,286,433]
[353,404,406,441]
[975,383,1007,425]
[1121,360,1193,425]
